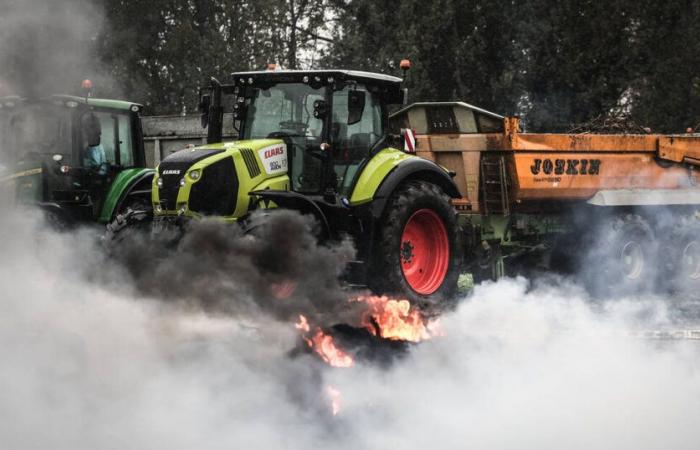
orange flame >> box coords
[308,329,354,367]
[358,295,437,342]
[295,315,354,368]
[294,314,310,332]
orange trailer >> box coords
[390,103,700,292]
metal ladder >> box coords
[480,155,511,216]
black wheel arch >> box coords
[249,189,331,240]
[370,158,461,219]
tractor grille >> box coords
[158,161,192,210]
[158,147,225,211]
[189,157,239,216]
[239,148,261,178]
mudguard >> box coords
[587,188,700,206]
[369,157,461,218]
[99,168,155,223]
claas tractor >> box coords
[0,83,154,226]
[120,69,463,303]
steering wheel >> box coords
[267,131,300,139]
[278,120,309,134]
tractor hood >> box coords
[153,139,289,219]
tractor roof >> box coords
[0,95,142,112]
[230,69,405,103]
[232,69,402,85]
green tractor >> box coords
[136,69,462,303]
[0,86,155,226]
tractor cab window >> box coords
[331,85,383,195]
[80,111,136,173]
[243,83,325,193]
[2,105,72,166]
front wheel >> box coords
[371,181,461,309]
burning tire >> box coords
[371,180,461,308]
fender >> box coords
[99,168,155,223]
[587,188,700,206]
[249,189,331,240]
[370,157,461,218]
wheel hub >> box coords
[401,241,415,264]
[620,241,644,280]
[682,241,700,280]
[400,209,450,295]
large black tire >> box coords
[102,208,154,252]
[370,180,461,310]
[583,214,656,297]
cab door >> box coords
[330,86,384,196]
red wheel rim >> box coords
[400,209,450,295]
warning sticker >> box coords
[257,143,288,175]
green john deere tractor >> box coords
[128,69,462,302]
[0,90,155,226]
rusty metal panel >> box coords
[511,152,697,200]
[511,133,660,152]
[417,134,504,152]
[658,135,700,164]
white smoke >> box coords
[1,209,700,450]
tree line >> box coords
[72,0,700,132]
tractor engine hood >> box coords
[153,139,288,219]
[155,147,226,211]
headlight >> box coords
[188,169,201,181]
[156,177,163,188]
[179,177,186,187]
[154,204,162,213]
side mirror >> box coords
[313,99,328,119]
[81,113,101,147]
[347,90,366,125]
[199,93,211,128]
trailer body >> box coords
[391,103,700,288]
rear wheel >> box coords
[371,181,461,309]
[584,214,656,296]
[667,220,700,294]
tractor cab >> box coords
[201,70,404,199]
[0,93,153,224]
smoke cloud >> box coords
[1,2,699,448]
[107,210,359,327]
[0,0,109,97]
[2,208,700,450]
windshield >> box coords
[242,83,326,192]
[0,104,72,166]
[243,83,325,139]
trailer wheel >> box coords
[372,180,461,308]
[677,231,700,279]
[668,220,700,293]
[586,215,655,296]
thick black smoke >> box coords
[106,210,360,328]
